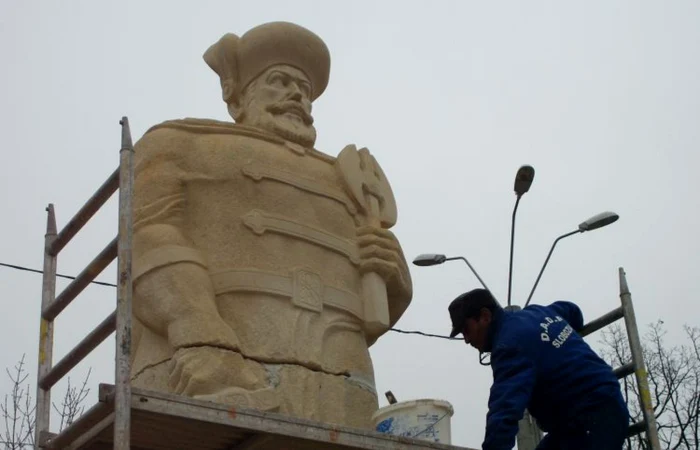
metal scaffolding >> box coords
[35,117,134,449]
[578,268,661,450]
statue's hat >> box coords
[204,22,331,103]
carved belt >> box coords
[209,268,364,321]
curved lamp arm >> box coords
[445,256,492,294]
[524,229,581,307]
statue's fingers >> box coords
[357,225,396,240]
[174,367,194,395]
[169,358,186,393]
[182,372,210,396]
[357,233,399,252]
[359,256,399,278]
[359,245,399,262]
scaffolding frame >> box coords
[578,268,661,450]
[35,117,134,450]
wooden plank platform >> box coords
[42,384,473,450]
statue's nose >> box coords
[288,89,302,102]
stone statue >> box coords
[129,21,412,429]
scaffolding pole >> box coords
[35,205,57,446]
[114,116,134,450]
[34,117,135,449]
[619,268,661,450]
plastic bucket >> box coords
[372,399,454,444]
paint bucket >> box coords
[372,399,454,444]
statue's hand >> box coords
[357,226,412,301]
[168,346,266,397]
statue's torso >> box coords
[181,131,372,379]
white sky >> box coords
[1,1,699,448]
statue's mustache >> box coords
[266,101,314,126]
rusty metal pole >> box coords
[619,267,661,450]
[114,117,134,450]
[517,410,543,450]
[35,204,57,447]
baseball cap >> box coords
[448,288,500,337]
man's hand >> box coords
[356,225,412,301]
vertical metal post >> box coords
[619,267,661,450]
[35,204,57,447]
[114,117,134,450]
[517,410,543,450]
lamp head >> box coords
[412,253,447,267]
[578,211,619,232]
[514,165,535,196]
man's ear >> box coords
[480,307,493,325]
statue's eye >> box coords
[268,73,288,87]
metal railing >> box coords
[35,117,134,450]
[578,267,661,450]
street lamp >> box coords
[508,165,535,307]
[412,253,491,294]
[524,211,619,307]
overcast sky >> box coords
[1,1,699,448]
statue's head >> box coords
[204,22,331,148]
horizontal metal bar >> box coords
[627,420,647,438]
[579,306,624,337]
[39,312,116,390]
[613,362,635,380]
[43,396,114,449]
[49,168,119,256]
[43,237,118,321]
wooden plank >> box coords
[232,434,274,450]
[54,385,472,450]
[66,412,115,450]
[128,386,471,450]
[45,400,112,449]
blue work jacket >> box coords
[482,301,626,449]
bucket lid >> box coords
[371,398,454,420]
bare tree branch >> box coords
[1,355,91,449]
[599,322,700,450]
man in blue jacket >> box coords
[448,288,629,450]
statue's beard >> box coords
[239,102,317,148]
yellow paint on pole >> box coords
[637,369,653,409]
[39,319,48,364]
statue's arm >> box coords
[357,225,413,342]
[132,129,239,352]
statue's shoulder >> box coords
[145,118,240,136]
[144,118,283,143]
[136,118,274,163]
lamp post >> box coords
[412,253,494,366]
[524,211,619,307]
[412,253,492,295]
[508,165,535,307]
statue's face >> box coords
[232,65,316,147]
